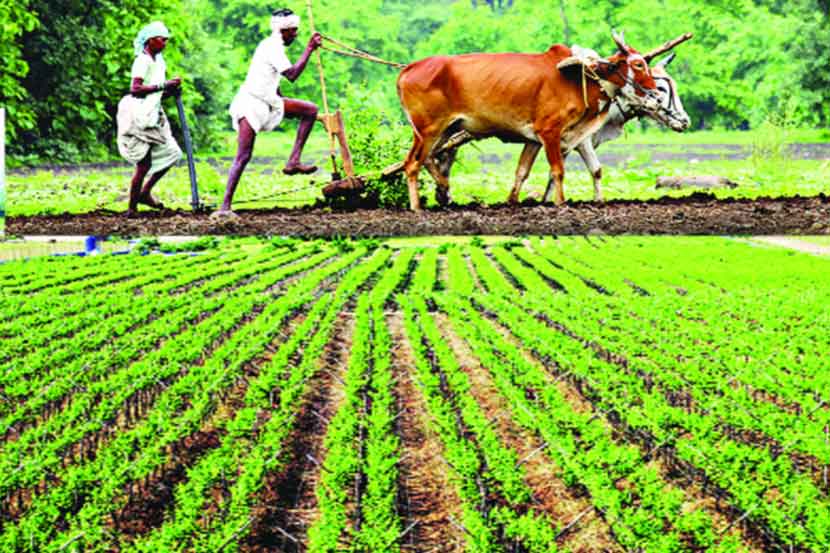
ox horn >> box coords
[655,52,676,68]
[643,32,693,62]
[611,29,628,52]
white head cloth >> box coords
[270,14,301,35]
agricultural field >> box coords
[1,236,829,552]
[6,128,830,236]
[6,129,830,217]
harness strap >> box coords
[581,64,615,111]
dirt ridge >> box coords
[9,195,830,236]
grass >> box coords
[616,126,830,146]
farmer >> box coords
[213,8,323,217]
[116,21,183,217]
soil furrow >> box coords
[434,312,622,552]
[10,195,830,236]
[240,310,354,553]
[111,308,311,541]
[473,301,773,553]
[387,312,465,553]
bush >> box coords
[749,102,797,173]
[341,84,411,208]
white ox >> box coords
[569,53,690,201]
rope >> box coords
[232,181,321,205]
[320,34,406,68]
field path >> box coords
[752,236,830,256]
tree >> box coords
[10,0,226,162]
[0,0,39,142]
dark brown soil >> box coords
[240,311,354,552]
[8,194,830,236]
[387,312,466,553]
[113,430,221,536]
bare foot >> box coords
[138,194,166,209]
[282,163,318,176]
[126,208,140,218]
[210,209,239,219]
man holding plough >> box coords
[214,8,323,218]
[116,21,183,217]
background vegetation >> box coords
[1,0,828,164]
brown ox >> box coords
[397,32,664,211]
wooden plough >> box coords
[306,0,408,200]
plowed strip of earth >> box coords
[8,194,830,236]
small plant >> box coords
[749,99,798,175]
[358,238,381,251]
[268,237,298,251]
[470,236,484,248]
[133,238,161,254]
[500,238,523,250]
[158,236,219,253]
[330,235,355,253]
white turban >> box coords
[270,14,301,35]
[134,21,171,56]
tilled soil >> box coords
[9,194,830,236]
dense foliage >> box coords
[2,0,828,163]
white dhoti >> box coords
[229,90,285,134]
[116,95,182,175]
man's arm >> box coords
[281,33,322,82]
[131,76,182,98]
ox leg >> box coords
[576,141,604,201]
[404,133,436,211]
[508,142,542,204]
[539,130,566,205]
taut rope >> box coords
[319,34,406,68]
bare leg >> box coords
[508,142,542,204]
[576,141,603,201]
[139,165,173,208]
[283,98,318,174]
[218,117,256,214]
[127,152,152,216]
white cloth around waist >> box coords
[229,89,285,133]
[116,95,182,174]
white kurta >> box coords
[116,52,182,174]
[229,35,293,133]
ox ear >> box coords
[655,52,676,68]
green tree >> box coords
[10,0,226,162]
[0,0,39,141]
